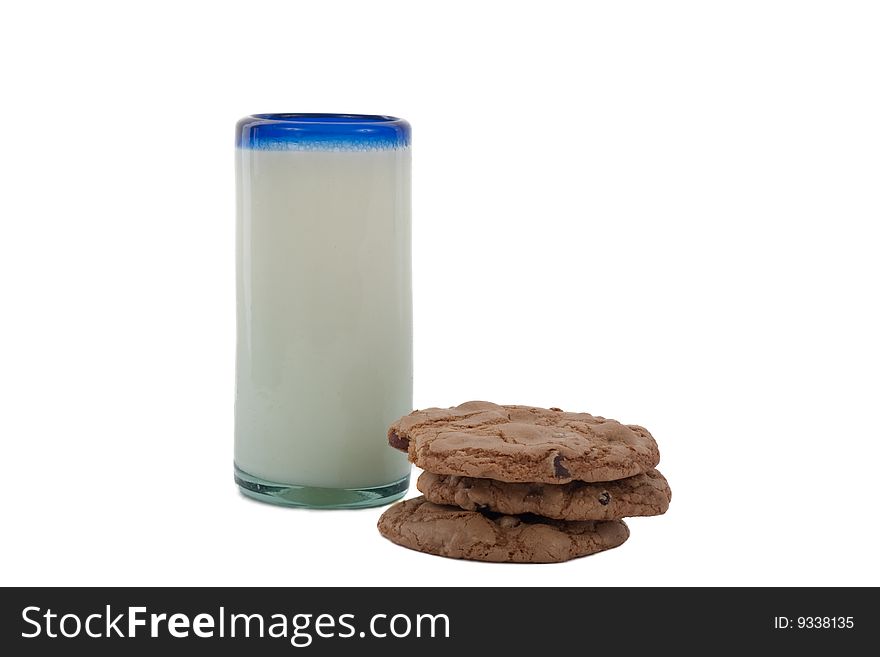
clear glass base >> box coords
[234,464,410,509]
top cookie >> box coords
[389,401,660,484]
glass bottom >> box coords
[234,464,410,509]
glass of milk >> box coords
[234,114,412,508]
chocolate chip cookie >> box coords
[378,496,629,563]
[389,401,660,483]
[418,469,671,521]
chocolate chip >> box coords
[549,407,563,412]
[598,492,611,506]
[553,454,570,478]
[388,429,410,451]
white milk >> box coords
[235,146,412,489]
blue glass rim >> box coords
[237,113,410,151]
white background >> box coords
[1,1,878,587]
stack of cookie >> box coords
[378,401,670,563]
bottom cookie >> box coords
[377,496,629,563]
